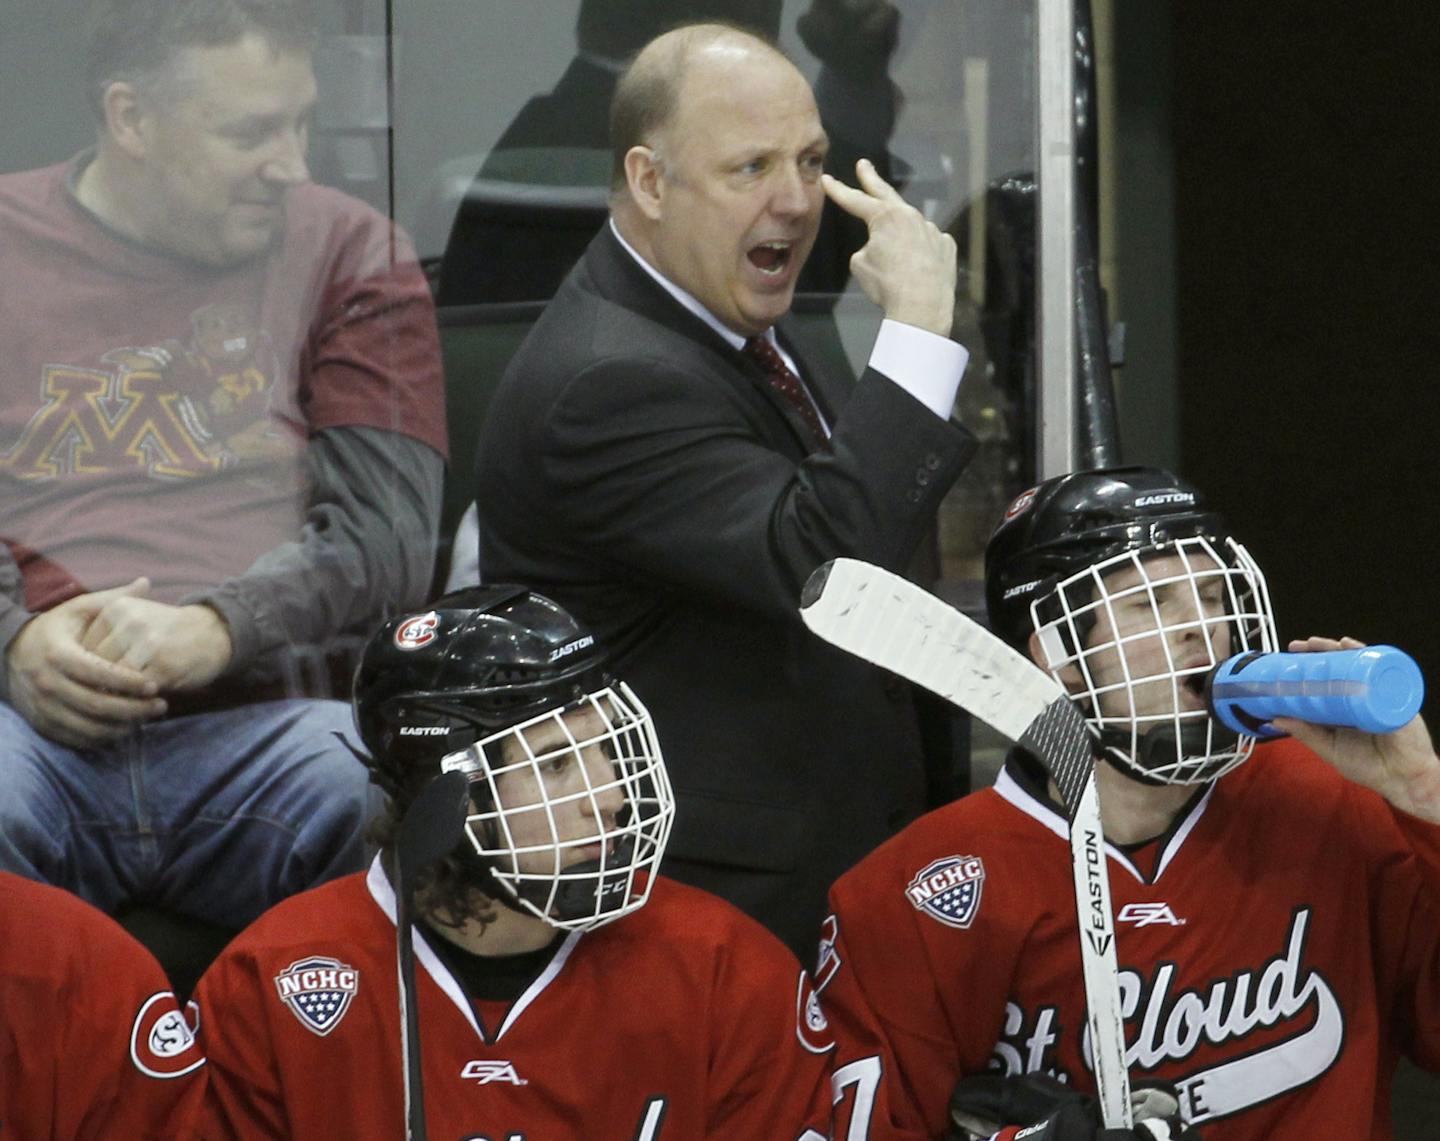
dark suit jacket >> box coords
[476,225,976,956]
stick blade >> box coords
[801,558,1062,742]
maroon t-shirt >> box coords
[0,159,446,611]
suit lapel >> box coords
[581,226,841,454]
[583,225,738,359]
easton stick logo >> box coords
[1082,827,1112,956]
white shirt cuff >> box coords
[867,319,968,420]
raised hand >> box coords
[1274,635,1440,823]
[822,159,957,337]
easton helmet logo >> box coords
[274,956,360,1036]
[394,612,439,651]
[549,635,594,662]
[1002,579,1042,601]
[1134,491,1195,508]
[906,855,986,929]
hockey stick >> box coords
[395,770,471,1141]
[800,557,1133,1128]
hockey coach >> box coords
[475,21,977,957]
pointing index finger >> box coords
[853,156,906,205]
[821,170,881,224]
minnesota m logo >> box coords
[2,358,218,480]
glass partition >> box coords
[0,0,1042,688]
[388,0,1040,601]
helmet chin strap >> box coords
[458,831,641,928]
[511,838,639,924]
[1097,720,1240,786]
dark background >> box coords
[1118,3,1438,727]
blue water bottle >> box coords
[1206,645,1425,737]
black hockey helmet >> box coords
[354,585,676,931]
[352,584,609,796]
[984,466,1279,785]
[985,466,1231,651]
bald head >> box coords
[608,23,797,193]
[607,23,826,336]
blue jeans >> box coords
[0,699,382,928]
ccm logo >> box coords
[1118,902,1186,927]
[399,726,448,737]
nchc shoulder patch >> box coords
[905,855,986,929]
[273,955,361,1036]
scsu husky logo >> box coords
[129,993,206,1079]
[394,611,439,651]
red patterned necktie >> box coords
[743,335,827,444]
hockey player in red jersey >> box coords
[818,466,1440,1140]
[193,585,833,1140]
[0,870,206,1139]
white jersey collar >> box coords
[364,855,583,1043]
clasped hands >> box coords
[5,577,233,748]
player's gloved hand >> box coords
[949,1072,1089,1137]
[949,1073,1199,1141]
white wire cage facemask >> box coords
[439,682,675,932]
[1030,535,1279,785]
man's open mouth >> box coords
[747,240,794,276]
[1179,665,1212,710]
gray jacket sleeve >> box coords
[0,546,27,702]
[189,423,443,681]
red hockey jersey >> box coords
[820,739,1440,1140]
[195,861,833,1140]
[0,872,206,1140]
